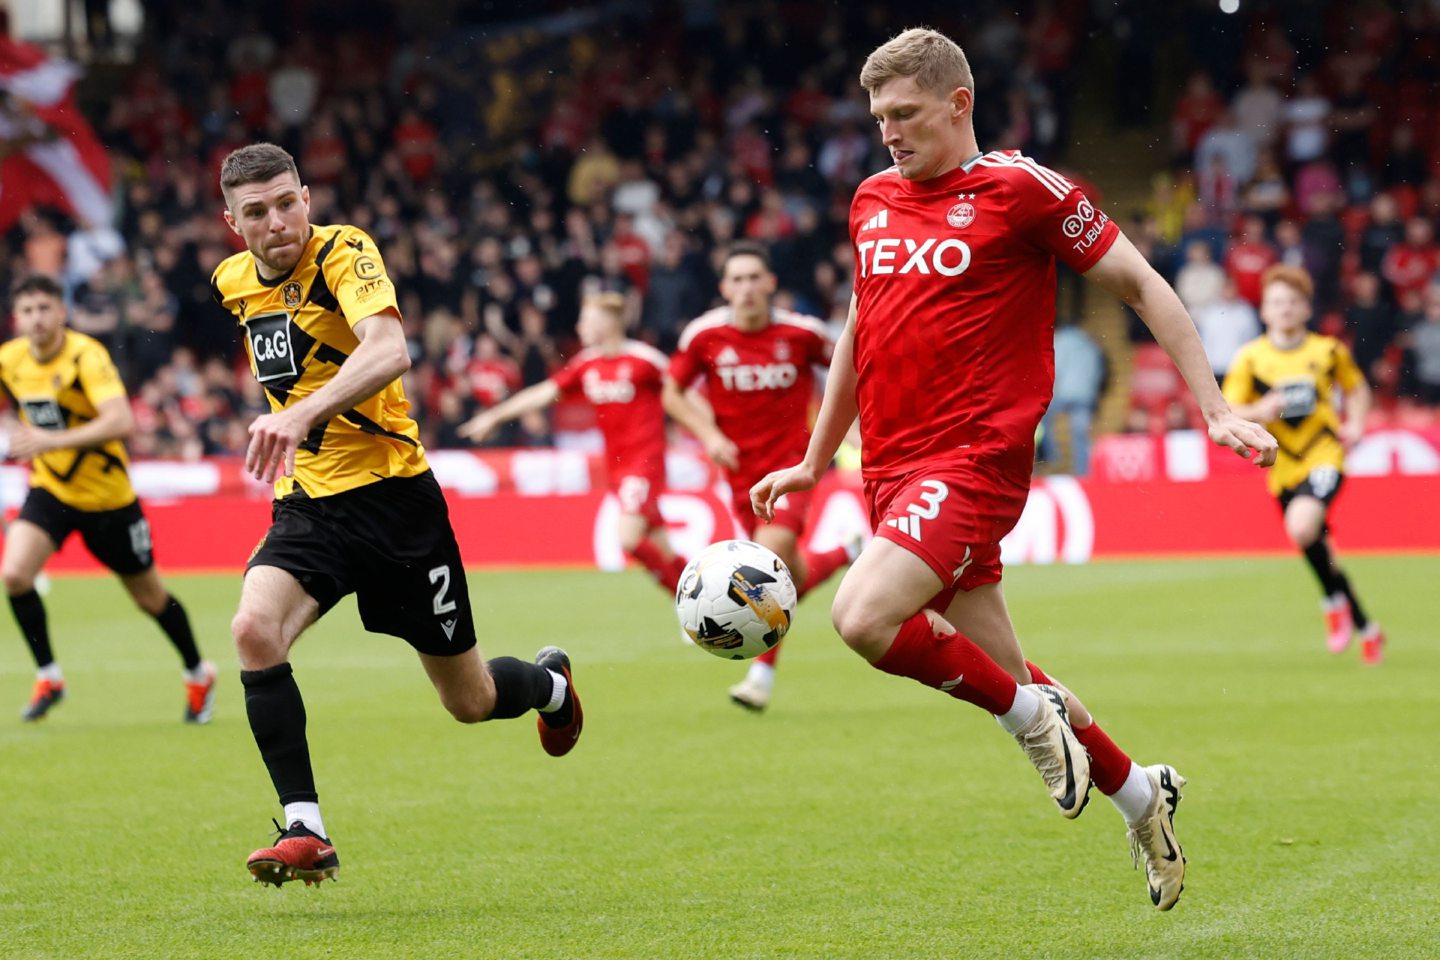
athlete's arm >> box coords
[245,310,410,483]
[1339,377,1372,448]
[661,376,739,470]
[7,396,133,460]
[1225,393,1284,423]
[1084,233,1278,467]
[751,296,859,522]
[457,380,560,444]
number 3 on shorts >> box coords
[889,479,948,541]
[618,476,650,514]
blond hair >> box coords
[1261,264,1314,301]
[583,291,627,319]
[860,27,973,96]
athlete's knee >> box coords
[440,681,496,724]
[1285,515,1322,548]
[231,608,286,666]
[445,695,492,724]
[128,581,169,616]
[831,593,899,659]
[2,568,35,596]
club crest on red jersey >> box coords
[947,202,975,229]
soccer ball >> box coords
[675,540,797,660]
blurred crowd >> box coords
[3,0,1438,467]
[2,0,1086,458]
[1118,0,1440,433]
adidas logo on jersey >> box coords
[859,209,890,232]
[715,347,741,365]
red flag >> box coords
[0,37,112,231]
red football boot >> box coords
[21,677,65,722]
[246,820,339,887]
[535,646,583,757]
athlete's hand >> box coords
[1254,391,1286,421]
[750,462,820,523]
[1339,419,1365,449]
[246,410,307,483]
[457,411,500,444]
[1207,409,1278,467]
[6,424,56,460]
[704,432,740,471]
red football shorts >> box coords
[732,482,814,538]
[613,468,666,529]
[865,453,1031,610]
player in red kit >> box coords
[665,243,854,712]
[460,292,686,590]
[751,29,1278,910]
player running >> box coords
[751,28,1277,910]
[459,291,687,591]
[213,143,582,888]
[1223,265,1383,662]
[664,243,854,712]
[1,275,215,724]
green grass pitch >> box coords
[0,556,1435,959]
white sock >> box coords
[538,670,567,713]
[744,661,775,691]
[996,684,1042,734]
[1110,763,1155,825]
[37,663,63,683]
[282,802,327,839]
[184,661,212,684]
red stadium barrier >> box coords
[7,451,1436,574]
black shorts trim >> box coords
[1277,467,1345,511]
[246,471,476,656]
[17,488,154,575]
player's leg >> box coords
[727,521,801,711]
[618,474,687,592]
[233,564,336,886]
[3,517,63,720]
[118,567,216,722]
[357,473,583,756]
[1284,492,1357,653]
[834,538,1088,818]
[728,488,851,712]
[941,585,1185,907]
[84,501,217,722]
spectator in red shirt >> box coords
[467,333,523,409]
[1171,71,1225,164]
[1381,217,1440,303]
[1225,214,1279,306]
[393,108,440,181]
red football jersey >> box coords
[550,340,668,474]
[849,150,1119,479]
[670,307,832,484]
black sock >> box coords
[152,595,201,671]
[485,657,556,720]
[1331,569,1370,631]
[1301,541,1341,596]
[241,663,317,804]
[10,589,53,669]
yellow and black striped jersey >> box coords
[210,223,427,499]
[0,331,135,511]
[1222,332,1364,495]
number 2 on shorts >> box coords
[428,565,457,616]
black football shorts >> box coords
[18,487,155,575]
[247,471,476,656]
